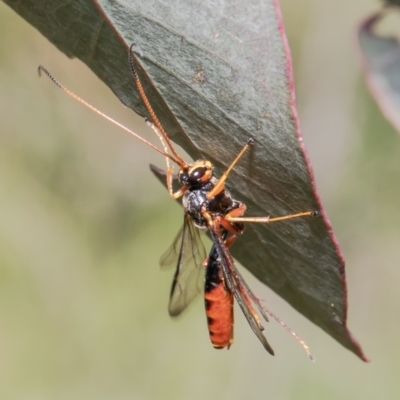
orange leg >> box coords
[145,118,189,199]
[219,203,246,246]
[225,210,318,224]
[206,139,254,199]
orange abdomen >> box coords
[204,255,234,349]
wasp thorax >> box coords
[179,161,213,187]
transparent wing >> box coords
[209,227,275,355]
[160,214,207,316]
[159,224,186,270]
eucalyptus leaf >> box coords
[2,0,366,360]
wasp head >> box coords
[178,160,213,188]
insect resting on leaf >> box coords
[38,43,318,359]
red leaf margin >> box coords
[274,0,368,362]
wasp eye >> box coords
[178,169,189,186]
[189,167,206,182]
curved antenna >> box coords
[37,65,181,165]
[128,43,188,169]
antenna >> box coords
[128,43,188,169]
[37,65,181,165]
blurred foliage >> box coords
[385,0,400,6]
[357,7,400,134]
[1,0,400,400]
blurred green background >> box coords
[1,0,399,399]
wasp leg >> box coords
[225,210,318,223]
[206,139,254,199]
[168,177,189,199]
[144,118,189,199]
[218,203,246,247]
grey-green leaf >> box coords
[2,0,367,360]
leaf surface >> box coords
[3,0,366,360]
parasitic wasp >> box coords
[38,44,318,359]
